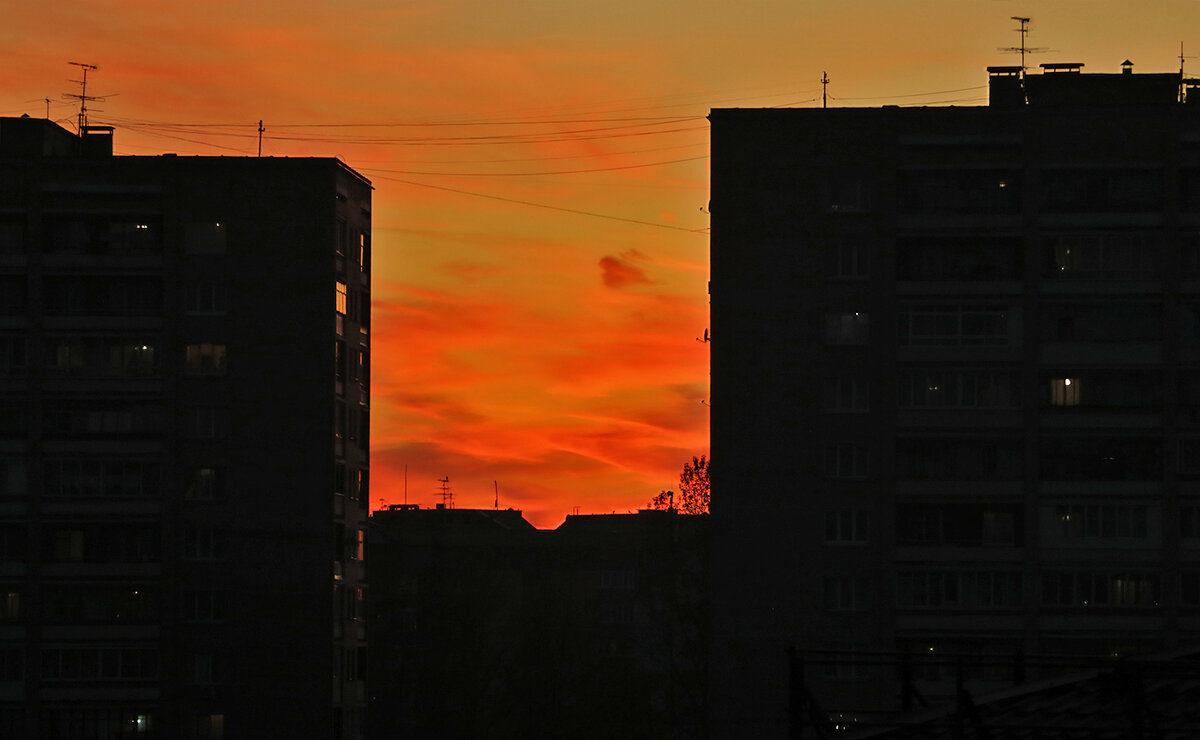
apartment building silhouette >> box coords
[0,117,370,739]
[709,63,1200,737]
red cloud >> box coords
[599,253,652,289]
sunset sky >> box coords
[5,1,1199,526]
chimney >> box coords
[1122,59,1134,75]
[80,125,114,157]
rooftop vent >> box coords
[1040,62,1084,73]
[1122,59,1134,75]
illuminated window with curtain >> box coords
[1049,377,1081,406]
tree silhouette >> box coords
[677,456,709,515]
[648,456,710,514]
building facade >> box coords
[368,506,709,739]
[709,65,1200,737]
[0,118,371,738]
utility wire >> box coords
[831,84,988,100]
[370,173,708,235]
[360,155,708,178]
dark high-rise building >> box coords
[0,117,371,739]
[709,64,1200,737]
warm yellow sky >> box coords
[4,1,1197,525]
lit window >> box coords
[185,344,227,376]
[336,282,348,315]
[1050,377,1081,406]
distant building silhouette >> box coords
[709,63,1200,737]
[368,506,709,739]
[0,117,371,738]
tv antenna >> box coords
[1180,42,1197,102]
[998,17,1048,75]
[64,62,105,134]
[821,71,830,109]
[437,476,454,508]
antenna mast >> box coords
[997,17,1047,77]
[437,476,454,509]
[1180,42,1197,102]
[65,62,100,134]
[821,71,830,109]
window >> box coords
[335,219,348,258]
[186,281,229,315]
[189,407,227,439]
[44,460,160,498]
[0,591,20,621]
[825,511,869,544]
[1054,505,1148,540]
[181,590,225,622]
[1044,233,1159,279]
[41,648,159,681]
[898,371,1018,409]
[0,217,24,253]
[42,401,165,437]
[898,304,1012,346]
[981,510,1016,546]
[42,585,157,623]
[44,525,159,564]
[0,461,25,497]
[822,651,869,679]
[1040,303,1160,342]
[189,654,216,686]
[0,336,24,376]
[823,175,871,213]
[185,344,227,376]
[897,236,1022,281]
[825,242,870,278]
[898,571,1022,608]
[1039,437,1159,481]
[823,577,871,611]
[824,313,869,345]
[897,506,944,545]
[109,342,156,377]
[184,221,227,254]
[896,439,1022,480]
[1041,168,1162,213]
[43,276,163,315]
[1049,378,1081,406]
[182,528,224,561]
[1042,571,1158,607]
[336,281,348,315]
[823,378,868,412]
[1181,506,1200,542]
[335,340,347,385]
[826,443,869,478]
[47,215,162,253]
[185,468,221,500]
[898,169,1020,214]
[1180,440,1200,475]
[0,276,26,315]
[358,232,370,276]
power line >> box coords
[359,154,708,178]
[370,173,709,234]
